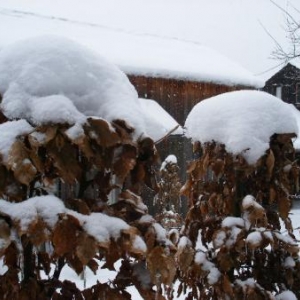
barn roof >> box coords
[139,98,183,142]
[0,1,264,88]
[264,61,300,85]
[118,37,263,88]
[289,60,300,71]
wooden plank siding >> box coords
[128,75,248,126]
[128,75,255,214]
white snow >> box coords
[70,211,147,253]
[235,278,256,290]
[194,252,221,285]
[0,195,65,231]
[226,227,243,248]
[276,290,298,300]
[1,0,297,83]
[29,95,86,125]
[222,217,244,228]
[0,120,33,162]
[213,230,226,248]
[177,236,192,249]
[283,257,296,269]
[68,211,121,244]
[242,195,263,211]
[0,1,265,87]
[138,214,155,224]
[0,36,148,139]
[274,232,297,245]
[160,154,178,171]
[132,236,147,253]
[139,99,183,142]
[185,90,298,165]
[246,231,263,247]
[263,231,274,243]
[152,223,168,244]
[0,195,146,253]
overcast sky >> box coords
[0,0,299,81]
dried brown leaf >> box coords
[217,248,234,272]
[87,259,99,275]
[47,135,82,184]
[87,118,120,147]
[71,133,94,159]
[113,145,137,181]
[102,240,120,270]
[7,140,37,185]
[211,159,224,178]
[28,218,48,246]
[76,232,97,266]
[278,195,290,220]
[147,246,176,286]
[176,242,195,273]
[0,218,11,255]
[52,214,81,256]
[266,149,275,180]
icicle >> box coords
[155,271,162,300]
[19,254,24,282]
[80,266,87,289]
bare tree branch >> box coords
[269,0,300,61]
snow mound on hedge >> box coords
[185,90,298,164]
[0,36,146,138]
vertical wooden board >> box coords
[128,75,253,131]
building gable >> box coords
[264,63,300,107]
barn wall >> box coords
[128,75,248,125]
[128,75,255,214]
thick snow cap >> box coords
[0,36,148,139]
[139,98,183,142]
[185,90,298,165]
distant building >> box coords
[263,62,300,109]
[121,39,262,127]
[120,39,262,182]
[264,62,300,195]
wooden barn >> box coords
[118,39,263,182]
[263,62,300,108]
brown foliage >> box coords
[179,134,300,299]
[0,115,180,299]
[147,246,176,286]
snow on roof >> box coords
[185,90,298,164]
[0,1,264,88]
[265,59,300,82]
[118,39,262,88]
[139,98,183,142]
[0,36,152,139]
